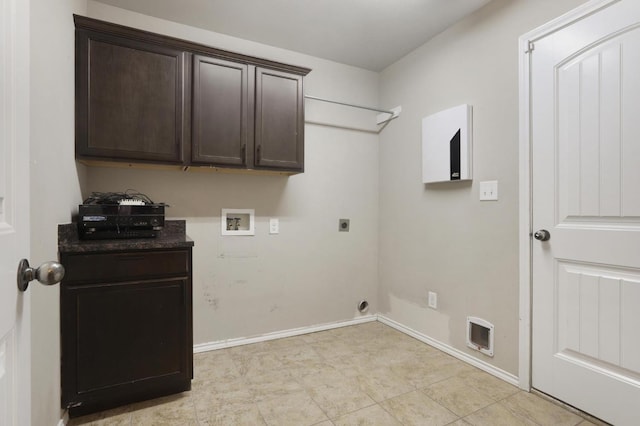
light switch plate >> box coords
[479,180,498,201]
[269,218,279,234]
[428,291,438,309]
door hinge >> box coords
[526,40,535,54]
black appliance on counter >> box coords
[78,192,166,240]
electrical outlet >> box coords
[428,291,438,309]
[269,218,279,234]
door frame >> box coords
[517,0,620,391]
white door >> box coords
[531,1,640,425]
[0,0,31,424]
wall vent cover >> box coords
[466,316,494,357]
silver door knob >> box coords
[17,259,65,292]
[534,229,551,241]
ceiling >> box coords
[93,0,492,71]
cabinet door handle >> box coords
[241,144,246,165]
[256,145,261,164]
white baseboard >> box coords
[377,315,519,387]
[193,315,377,353]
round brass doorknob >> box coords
[17,259,65,292]
[534,229,551,241]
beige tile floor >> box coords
[69,322,600,426]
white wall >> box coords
[30,0,87,424]
[378,0,587,376]
[84,2,381,345]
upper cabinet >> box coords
[255,68,304,171]
[76,31,186,163]
[74,15,311,174]
[192,55,248,167]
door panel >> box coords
[531,2,640,424]
[557,30,640,225]
[0,0,30,423]
[555,261,640,374]
[0,332,15,425]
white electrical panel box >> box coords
[422,104,473,183]
[269,218,279,234]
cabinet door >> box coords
[192,55,248,166]
[76,30,186,163]
[255,68,304,171]
[61,277,192,410]
[60,248,193,415]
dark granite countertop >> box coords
[58,220,194,253]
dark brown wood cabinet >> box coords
[60,246,193,417]
[192,55,248,166]
[74,15,310,174]
[191,61,304,172]
[75,30,186,163]
[255,68,304,171]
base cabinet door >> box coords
[254,67,304,172]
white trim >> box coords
[518,27,533,392]
[517,0,619,393]
[524,0,620,44]
[193,315,377,353]
[377,315,519,387]
[57,413,68,426]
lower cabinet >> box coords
[60,248,193,417]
